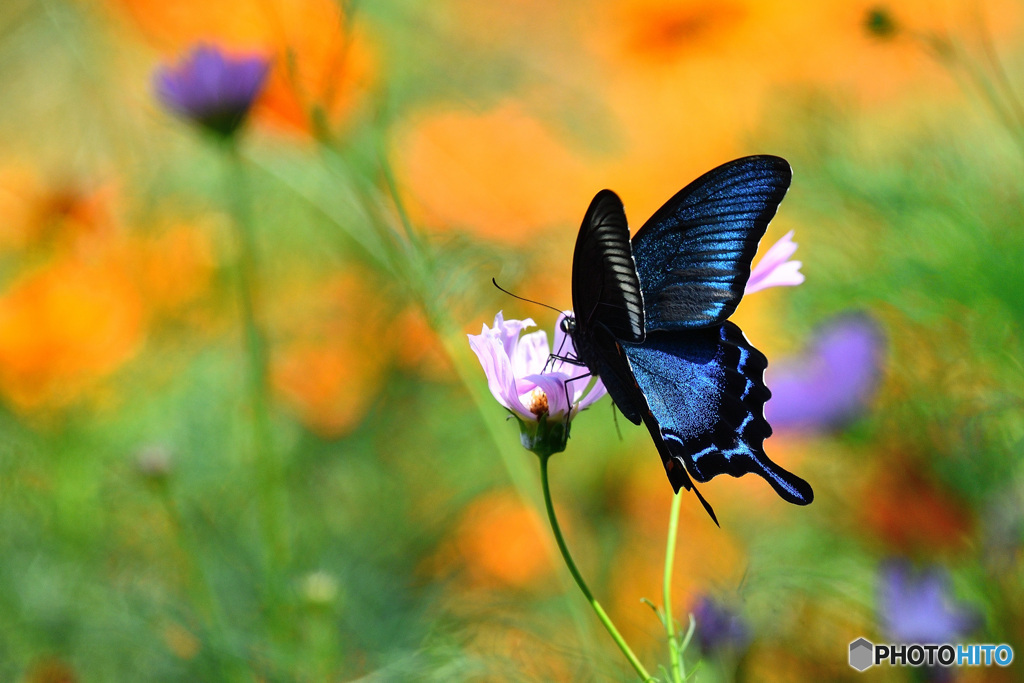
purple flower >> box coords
[468,311,606,456]
[765,313,884,431]
[879,561,978,643]
[745,231,804,294]
[154,44,271,138]
[692,595,750,654]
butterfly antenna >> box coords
[611,403,623,441]
[692,485,720,527]
[492,278,565,316]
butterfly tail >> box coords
[691,482,719,527]
[687,448,814,506]
[646,410,720,525]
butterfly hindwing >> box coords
[631,155,792,330]
[572,190,645,343]
[622,321,813,505]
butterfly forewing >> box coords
[632,155,792,330]
[572,190,645,343]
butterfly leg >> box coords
[559,372,594,433]
[611,402,622,440]
[560,372,593,409]
[545,353,586,374]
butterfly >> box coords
[562,155,814,524]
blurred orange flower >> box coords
[0,257,145,411]
[0,165,117,253]
[270,270,389,437]
[451,489,553,588]
[389,307,452,380]
[414,0,1022,248]
[106,0,375,135]
[394,101,601,244]
[132,223,216,314]
[613,463,744,602]
[595,0,1022,99]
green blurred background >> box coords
[0,0,1022,680]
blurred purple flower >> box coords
[154,44,271,138]
[746,231,804,294]
[765,313,884,431]
[692,595,750,654]
[879,561,978,643]
[468,311,606,456]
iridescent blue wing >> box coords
[632,156,791,330]
[622,322,813,505]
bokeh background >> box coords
[1,0,1022,680]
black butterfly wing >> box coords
[622,322,814,505]
[632,155,792,330]
[582,324,645,426]
[571,190,645,343]
[569,190,648,425]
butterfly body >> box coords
[567,156,813,521]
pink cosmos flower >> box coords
[468,311,606,455]
[746,231,804,294]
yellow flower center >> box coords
[524,387,549,417]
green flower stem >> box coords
[375,134,426,253]
[539,454,653,682]
[153,479,245,681]
[664,491,684,683]
[435,329,600,655]
[222,141,290,578]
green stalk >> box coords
[539,454,653,681]
[154,479,247,681]
[664,491,684,683]
[221,141,289,578]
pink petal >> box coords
[468,328,531,419]
[492,311,536,360]
[513,330,551,377]
[574,376,607,411]
[747,231,804,294]
[467,332,510,409]
[469,310,609,425]
[748,259,804,293]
